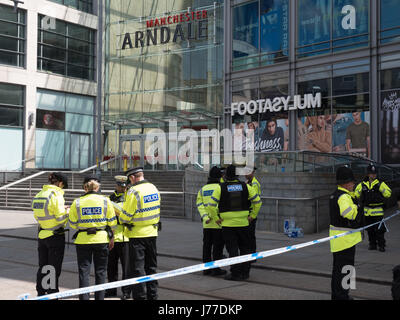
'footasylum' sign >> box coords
[231,93,322,115]
[122,10,209,49]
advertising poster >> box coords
[381,90,400,163]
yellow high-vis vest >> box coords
[354,179,392,216]
[32,185,68,239]
[69,193,117,244]
[120,180,161,238]
[196,183,222,229]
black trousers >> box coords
[128,237,158,300]
[331,245,356,300]
[221,226,251,278]
[36,234,65,296]
[248,218,257,254]
[76,243,109,300]
[365,215,386,248]
[106,241,130,295]
[203,228,225,263]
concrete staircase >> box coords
[0,171,185,218]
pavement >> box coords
[0,206,400,300]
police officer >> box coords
[196,166,226,276]
[245,167,262,255]
[330,166,362,300]
[208,165,262,281]
[354,163,392,251]
[69,176,117,300]
[32,172,69,297]
[105,175,130,299]
[119,167,161,300]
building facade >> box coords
[225,0,400,165]
[0,0,98,171]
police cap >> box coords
[125,167,143,178]
[83,175,100,185]
[209,166,222,179]
[52,172,68,189]
[225,165,237,180]
[114,175,128,187]
[367,163,377,174]
[336,166,355,184]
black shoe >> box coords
[121,294,130,300]
[368,244,377,250]
[379,246,386,252]
[212,268,227,276]
[224,273,243,281]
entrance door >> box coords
[71,133,90,170]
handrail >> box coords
[78,156,121,174]
[0,171,49,191]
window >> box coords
[0,83,24,127]
[0,4,26,68]
[380,0,400,44]
[232,0,289,71]
[48,0,94,14]
[297,0,369,58]
[37,15,96,81]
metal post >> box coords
[96,0,104,176]
[316,199,319,233]
[275,199,279,232]
[29,179,31,197]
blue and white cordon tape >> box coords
[18,210,400,300]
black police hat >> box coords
[83,175,100,185]
[336,166,355,184]
[209,166,222,179]
[225,165,237,180]
[367,163,377,174]
[52,172,68,189]
[125,167,144,177]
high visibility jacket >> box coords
[329,186,362,253]
[354,179,392,216]
[248,177,262,219]
[32,185,68,240]
[120,180,161,238]
[69,192,117,245]
[196,183,222,229]
[109,191,129,243]
[208,179,262,227]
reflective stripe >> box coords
[208,203,217,207]
[135,205,160,214]
[211,196,219,203]
[128,188,142,210]
[103,199,108,218]
[196,202,203,207]
[132,213,160,222]
[201,214,208,220]
[252,200,262,204]
[249,194,258,201]
[340,206,353,217]
[40,223,65,231]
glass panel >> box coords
[36,109,66,130]
[381,89,400,163]
[36,130,65,168]
[41,31,66,48]
[0,4,18,22]
[0,36,18,52]
[0,106,23,126]
[0,21,18,37]
[68,23,91,41]
[297,0,331,57]
[380,0,400,44]
[66,64,92,80]
[38,58,66,75]
[0,127,23,170]
[70,133,80,169]
[37,89,66,111]
[80,134,90,168]
[381,68,400,90]
[66,93,94,114]
[0,83,24,106]
[41,45,66,62]
[0,51,18,66]
[260,0,289,64]
[65,113,93,133]
[232,1,259,65]
[332,72,369,96]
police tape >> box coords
[18,210,400,300]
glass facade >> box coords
[380,0,400,44]
[297,0,369,58]
[232,0,289,71]
[37,15,96,81]
[36,89,95,169]
[104,0,224,157]
[0,4,26,68]
[48,0,94,14]
[0,83,24,170]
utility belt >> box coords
[72,226,113,240]
[123,221,162,232]
[38,226,66,236]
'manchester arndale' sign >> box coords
[122,9,208,49]
[231,93,322,116]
